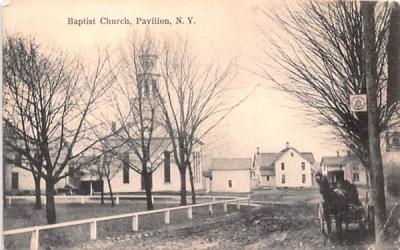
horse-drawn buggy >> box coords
[316,171,374,238]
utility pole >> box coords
[361,1,387,243]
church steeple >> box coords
[137,53,159,98]
[134,43,163,128]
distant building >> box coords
[320,151,369,186]
[252,143,315,188]
[204,158,252,193]
[3,123,71,194]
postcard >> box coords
[2,1,400,249]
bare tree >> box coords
[387,1,400,107]
[157,39,246,205]
[260,0,399,241]
[95,158,105,205]
[101,149,122,207]
[2,34,117,224]
[3,36,45,209]
[261,1,399,174]
[106,31,168,210]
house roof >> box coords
[203,170,212,178]
[257,148,315,168]
[320,155,361,166]
[300,152,315,164]
[260,169,275,176]
[258,153,280,168]
[210,158,252,171]
[320,156,346,166]
[71,155,101,165]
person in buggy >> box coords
[333,177,363,209]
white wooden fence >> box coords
[5,195,153,205]
[5,194,243,206]
[3,196,250,250]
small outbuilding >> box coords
[208,158,252,193]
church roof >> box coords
[210,158,252,171]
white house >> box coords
[3,149,72,194]
[3,123,74,194]
[252,143,315,188]
[205,158,252,193]
[320,152,369,186]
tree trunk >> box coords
[34,176,42,209]
[144,171,154,210]
[3,162,7,209]
[179,167,187,206]
[107,177,115,207]
[100,176,104,205]
[45,179,56,224]
[362,1,387,243]
[188,163,196,204]
[387,2,400,107]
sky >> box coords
[3,0,345,165]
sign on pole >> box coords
[385,132,400,152]
[349,95,367,112]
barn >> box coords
[207,158,252,193]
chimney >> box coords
[286,142,290,149]
[257,147,260,154]
[111,122,116,133]
[337,150,340,157]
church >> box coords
[83,50,204,194]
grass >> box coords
[3,199,242,249]
[250,187,320,203]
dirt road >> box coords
[74,203,400,250]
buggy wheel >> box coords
[317,204,327,233]
[359,220,366,232]
[366,205,375,233]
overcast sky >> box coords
[3,0,345,164]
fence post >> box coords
[164,210,170,224]
[212,197,216,202]
[209,204,213,215]
[90,221,97,240]
[116,195,120,205]
[236,200,240,210]
[81,197,85,205]
[151,196,154,204]
[223,202,228,212]
[132,215,139,231]
[188,206,193,219]
[247,195,251,206]
[7,197,11,206]
[30,229,39,250]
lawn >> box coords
[249,186,385,205]
[3,199,242,249]
[250,188,320,204]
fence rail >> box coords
[3,196,250,250]
[5,194,242,206]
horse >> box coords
[315,173,350,239]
